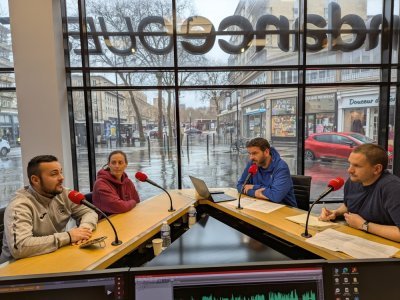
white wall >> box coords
[9,0,73,186]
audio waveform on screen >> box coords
[269,290,316,300]
[174,281,319,300]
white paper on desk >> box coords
[306,228,399,259]
[226,197,284,214]
[286,214,337,228]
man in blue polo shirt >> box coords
[236,137,296,207]
[319,143,400,242]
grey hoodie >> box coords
[0,186,98,263]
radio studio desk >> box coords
[0,189,399,277]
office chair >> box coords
[291,175,312,211]
[84,192,93,203]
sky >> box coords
[179,0,239,108]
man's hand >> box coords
[254,188,267,199]
[243,184,254,194]
[344,212,365,230]
[69,227,93,245]
[319,207,337,221]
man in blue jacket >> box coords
[236,138,296,207]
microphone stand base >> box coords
[236,206,243,210]
[168,208,176,212]
[301,232,312,238]
[111,240,123,246]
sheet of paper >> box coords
[226,197,284,214]
[306,228,399,259]
[286,214,337,228]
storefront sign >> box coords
[306,93,335,112]
[0,3,392,57]
[244,108,266,115]
[341,95,395,108]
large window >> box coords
[63,0,399,205]
[0,0,21,209]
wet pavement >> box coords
[0,134,349,214]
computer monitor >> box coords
[133,260,326,300]
[0,268,131,300]
[324,258,400,300]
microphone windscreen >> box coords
[328,177,345,191]
[68,190,85,205]
[248,164,258,175]
[135,172,148,182]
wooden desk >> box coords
[1,188,400,277]
[184,188,400,260]
[0,191,196,277]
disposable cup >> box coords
[152,238,163,256]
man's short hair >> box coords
[352,144,388,170]
[27,155,58,185]
[246,138,271,151]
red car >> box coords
[305,132,393,163]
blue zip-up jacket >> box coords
[236,147,297,207]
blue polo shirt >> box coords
[344,171,400,226]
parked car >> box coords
[184,128,202,135]
[0,138,11,156]
[148,126,173,138]
[304,132,393,163]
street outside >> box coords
[0,133,349,213]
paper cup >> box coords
[152,238,163,256]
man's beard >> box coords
[40,182,63,197]
[254,157,267,167]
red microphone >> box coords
[68,190,95,209]
[302,177,345,238]
[135,171,148,182]
[68,190,122,246]
[248,163,258,175]
[328,177,345,191]
[135,172,163,190]
[135,172,175,212]
[237,164,258,210]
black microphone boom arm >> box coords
[301,187,334,238]
[82,200,122,246]
[146,181,175,212]
[237,173,252,210]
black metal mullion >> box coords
[171,0,182,190]
[378,0,394,150]
[296,0,307,176]
[394,0,400,175]
[78,0,96,190]
[61,0,79,190]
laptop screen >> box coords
[189,176,212,199]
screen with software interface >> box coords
[0,270,129,300]
[134,267,324,300]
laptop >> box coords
[189,175,236,203]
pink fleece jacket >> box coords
[92,169,140,214]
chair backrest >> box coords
[291,175,312,211]
[0,207,5,251]
[84,192,93,203]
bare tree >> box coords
[74,0,207,143]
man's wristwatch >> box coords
[362,221,369,232]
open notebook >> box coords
[189,175,236,203]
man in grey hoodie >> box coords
[0,155,98,263]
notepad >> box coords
[306,228,399,259]
[286,214,337,228]
[226,197,284,214]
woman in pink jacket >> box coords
[92,150,140,215]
